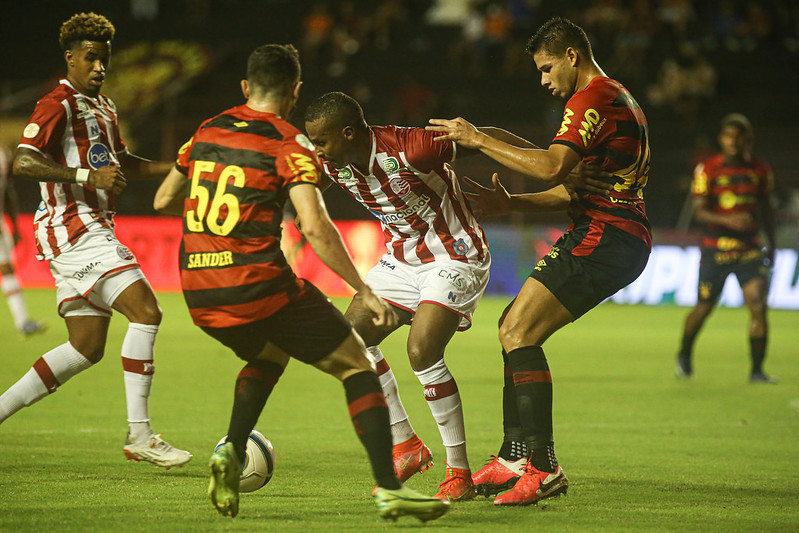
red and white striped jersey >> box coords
[18,80,127,260]
[321,126,488,266]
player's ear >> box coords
[342,125,355,141]
[292,81,302,100]
[566,47,578,67]
[241,79,250,99]
[64,49,73,66]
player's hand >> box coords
[90,165,127,194]
[724,212,754,232]
[426,117,483,149]
[460,172,511,220]
[564,163,615,197]
[360,286,398,328]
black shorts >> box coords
[200,281,352,363]
[697,249,770,303]
[530,223,650,319]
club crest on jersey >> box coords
[453,239,469,256]
[116,245,134,261]
[389,177,411,196]
[88,143,112,169]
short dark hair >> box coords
[720,113,753,136]
[304,91,366,129]
[246,44,301,97]
[59,12,115,50]
[526,17,593,59]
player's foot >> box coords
[494,462,568,506]
[750,371,778,384]
[675,354,692,378]
[374,485,450,522]
[472,454,526,497]
[20,320,46,337]
[434,463,475,502]
[392,436,433,482]
[208,442,241,518]
[124,433,193,468]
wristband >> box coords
[75,168,90,184]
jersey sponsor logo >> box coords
[234,121,248,128]
[76,99,94,119]
[453,238,469,255]
[438,269,465,289]
[23,123,40,138]
[36,201,46,212]
[87,143,112,169]
[448,291,457,303]
[336,166,356,183]
[383,157,400,173]
[178,137,193,156]
[186,250,234,269]
[371,193,430,224]
[295,134,315,152]
[389,177,411,196]
[378,258,395,270]
[577,108,607,147]
[286,153,319,183]
[89,124,101,137]
[74,261,102,280]
[116,245,134,260]
[557,109,574,136]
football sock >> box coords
[121,323,159,440]
[531,443,559,473]
[750,336,767,374]
[343,371,400,490]
[507,345,554,464]
[414,358,469,470]
[0,342,92,423]
[227,360,284,464]
[370,346,416,444]
[679,329,698,360]
[498,439,529,462]
[2,274,29,330]
[500,348,527,461]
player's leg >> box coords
[677,254,724,377]
[0,234,44,336]
[740,272,774,383]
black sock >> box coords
[508,345,554,454]
[531,443,559,473]
[500,349,528,461]
[750,336,767,374]
[226,360,284,464]
[343,371,400,490]
[679,330,698,360]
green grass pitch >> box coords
[1,289,797,531]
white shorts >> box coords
[365,252,491,331]
[49,227,145,317]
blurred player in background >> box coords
[0,145,45,336]
[676,114,777,383]
[154,44,448,522]
[0,12,191,468]
[428,17,651,505]
[304,92,491,503]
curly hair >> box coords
[58,12,115,51]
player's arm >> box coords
[428,117,582,186]
[692,196,754,232]
[3,176,21,244]
[153,166,188,215]
[289,183,397,327]
[461,173,571,219]
[119,152,174,181]
[760,191,777,264]
[13,147,126,193]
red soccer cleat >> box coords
[392,436,433,482]
[493,462,568,506]
[471,455,526,497]
[434,463,475,502]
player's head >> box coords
[526,17,594,99]
[243,44,302,116]
[59,12,115,98]
[718,113,753,158]
[304,92,368,168]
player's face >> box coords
[718,125,750,158]
[305,119,351,168]
[534,50,577,100]
[65,40,111,98]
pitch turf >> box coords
[1,289,797,531]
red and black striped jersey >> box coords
[692,153,772,252]
[552,76,651,252]
[176,105,322,328]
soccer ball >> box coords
[215,430,275,493]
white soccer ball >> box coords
[215,430,275,493]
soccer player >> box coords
[676,114,776,383]
[0,145,46,336]
[153,44,448,522]
[427,17,651,505]
[304,92,491,502]
[0,13,191,468]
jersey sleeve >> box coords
[175,136,194,174]
[400,128,455,172]
[18,98,67,156]
[551,88,614,157]
[276,133,323,189]
[691,162,709,197]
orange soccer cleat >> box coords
[434,463,475,502]
[493,461,568,506]
[392,436,433,482]
[471,455,526,497]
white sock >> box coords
[121,323,159,440]
[414,358,469,470]
[0,342,92,423]
[2,274,29,330]
[370,346,416,445]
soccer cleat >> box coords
[434,464,475,502]
[493,462,568,506]
[124,433,193,469]
[208,442,242,518]
[675,355,692,379]
[750,372,778,384]
[392,436,433,482]
[20,320,46,337]
[472,455,526,497]
[374,485,450,522]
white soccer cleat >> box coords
[124,433,193,469]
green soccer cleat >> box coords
[374,485,450,523]
[208,442,242,518]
